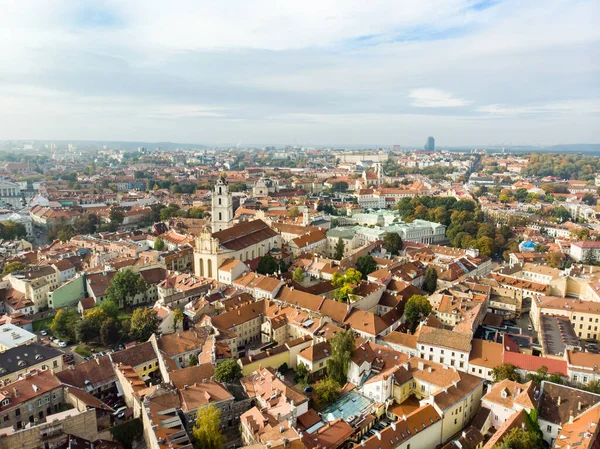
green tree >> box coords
[154,236,166,251]
[292,267,305,283]
[75,318,98,343]
[192,405,225,449]
[189,354,199,366]
[494,426,541,449]
[129,308,158,341]
[213,360,243,383]
[256,255,279,274]
[100,318,122,346]
[50,309,81,343]
[356,255,377,279]
[295,362,309,384]
[2,261,28,276]
[106,269,149,307]
[383,233,403,255]
[583,249,597,266]
[582,193,596,206]
[327,330,354,385]
[314,378,341,408]
[331,268,362,303]
[334,237,345,260]
[98,300,120,319]
[491,363,521,383]
[404,295,432,329]
[172,308,184,333]
[187,207,206,219]
[423,266,438,294]
[109,208,125,225]
[57,225,76,242]
[288,206,300,217]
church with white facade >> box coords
[194,175,281,279]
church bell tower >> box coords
[212,175,233,232]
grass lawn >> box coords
[32,317,53,333]
[117,311,133,321]
[75,345,92,357]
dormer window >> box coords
[1,399,9,406]
[501,389,508,398]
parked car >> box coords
[40,330,48,336]
[58,341,67,348]
[527,325,533,331]
[113,406,127,417]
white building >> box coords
[0,323,38,350]
[570,241,600,262]
[0,179,23,209]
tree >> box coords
[334,237,345,260]
[494,426,541,449]
[192,405,225,449]
[172,308,184,333]
[106,269,149,307]
[331,181,348,193]
[327,330,355,385]
[100,318,122,346]
[423,266,438,294]
[189,354,199,366]
[57,225,75,242]
[2,261,27,276]
[491,363,521,383]
[583,249,597,266]
[383,233,403,255]
[98,300,120,319]
[292,267,305,283]
[544,252,562,269]
[154,236,166,251]
[331,268,362,303]
[129,308,158,341]
[582,193,596,206]
[295,362,309,384]
[256,255,279,275]
[187,207,206,219]
[50,309,81,343]
[314,378,341,408]
[288,206,300,217]
[356,255,377,279]
[109,208,125,225]
[404,295,432,329]
[278,362,288,374]
[213,360,243,383]
[75,318,98,343]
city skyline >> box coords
[0,1,599,146]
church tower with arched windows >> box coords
[212,175,233,232]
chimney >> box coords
[578,401,582,412]
[13,388,19,397]
[557,396,561,406]
[390,421,396,431]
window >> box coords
[1,399,8,406]
[15,408,20,416]
[37,400,42,407]
[547,425,552,432]
[45,396,49,404]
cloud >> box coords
[0,0,598,145]
[478,100,600,116]
[409,88,470,108]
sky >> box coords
[0,0,598,147]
